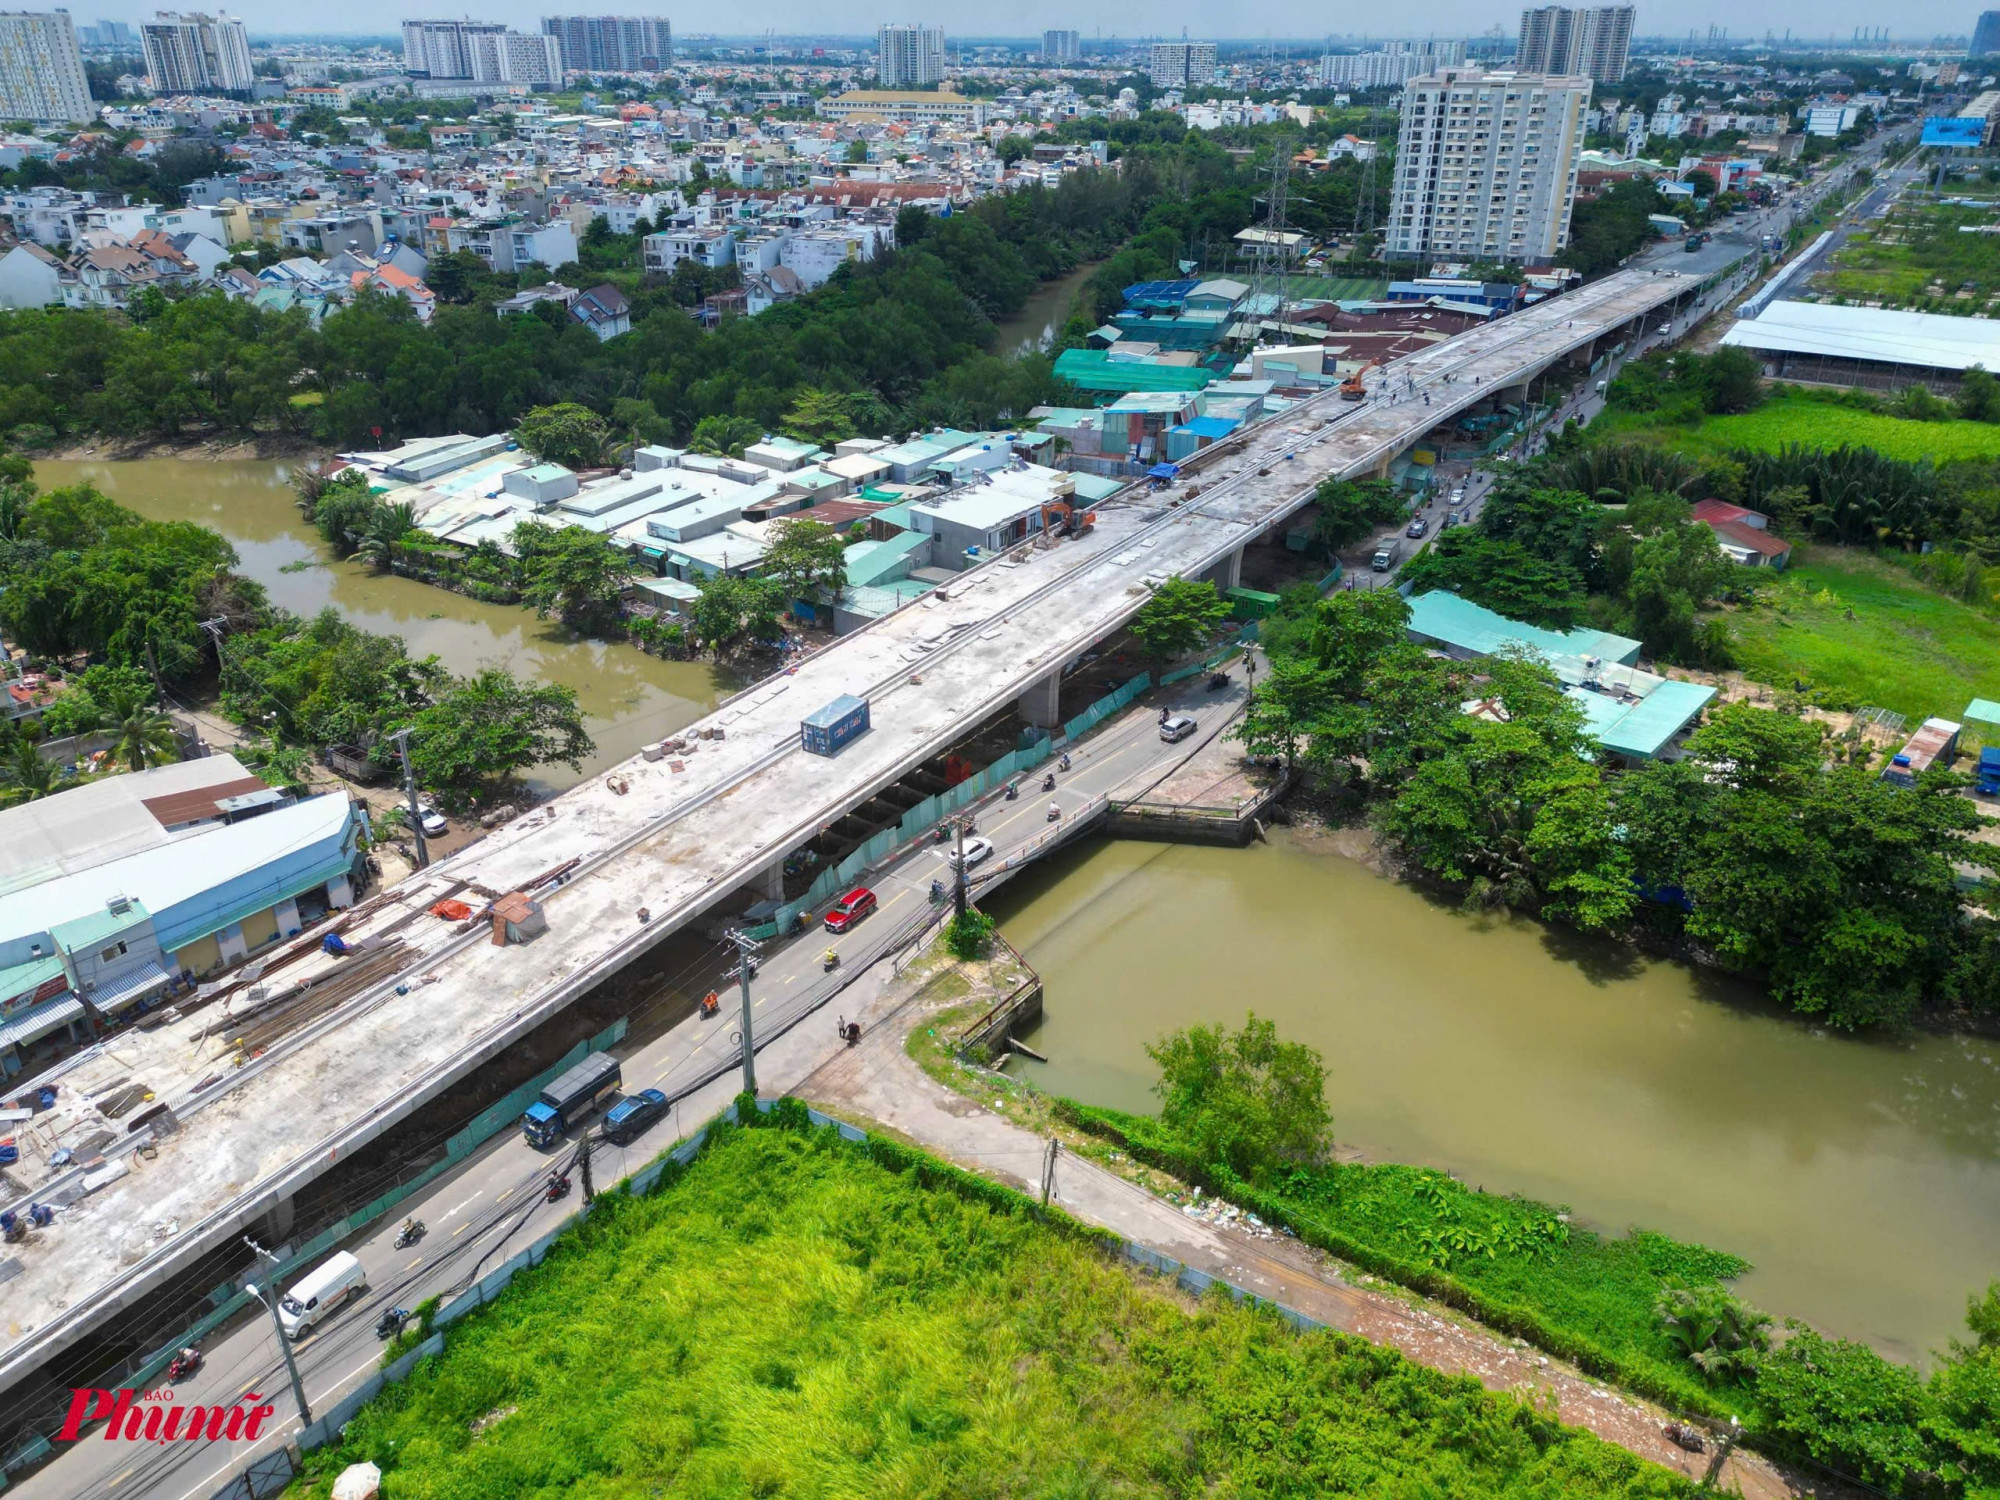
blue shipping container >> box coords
[802,694,870,756]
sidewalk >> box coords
[795,985,1823,1500]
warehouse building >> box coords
[1720,300,2000,393]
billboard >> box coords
[1922,115,1988,148]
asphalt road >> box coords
[16,671,1254,1500]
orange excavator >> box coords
[1339,360,1379,402]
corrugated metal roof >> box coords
[1722,300,2000,373]
[1406,592,1642,667]
[0,992,83,1050]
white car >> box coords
[1159,715,1198,744]
[416,805,448,837]
[945,836,994,870]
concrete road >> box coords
[12,675,1253,1500]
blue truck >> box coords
[1978,746,2000,796]
[521,1052,621,1148]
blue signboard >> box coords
[1922,116,1987,147]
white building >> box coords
[1042,28,1079,63]
[403,19,559,86]
[1319,40,1464,90]
[140,12,252,93]
[1389,67,1592,266]
[1515,6,1634,84]
[540,15,671,72]
[1149,41,1217,89]
[0,12,93,124]
[876,23,945,88]
[1805,103,1862,137]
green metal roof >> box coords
[50,901,152,952]
[1406,591,1642,667]
[1966,698,2000,727]
[0,952,66,1008]
[844,530,929,589]
[1053,349,1216,396]
[1576,679,1718,760]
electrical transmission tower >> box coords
[1243,136,1295,346]
[1351,107,1381,251]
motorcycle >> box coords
[699,990,720,1018]
[932,824,951,844]
[837,1017,862,1046]
[375,1308,410,1341]
[929,878,945,905]
[167,1347,202,1383]
[544,1172,571,1204]
[822,947,840,972]
[1041,772,1056,792]
[1058,753,1071,772]
[1047,802,1062,822]
[1207,671,1229,691]
[1662,1423,1706,1455]
[394,1217,425,1250]
[1004,780,1019,800]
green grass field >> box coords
[1727,548,2000,723]
[1595,391,2000,463]
[291,1115,1692,1499]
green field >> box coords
[292,1113,1691,1499]
[1816,199,2000,314]
[1595,390,2000,463]
[1727,548,2000,723]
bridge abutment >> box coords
[1016,669,1062,729]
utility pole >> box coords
[578,1134,595,1205]
[951,818,968,923]
[384,726,428,870]
[1040,1137,1060,1209]
[242,1237,312,1429]
[727,927,762,1096]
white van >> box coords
[278,1251,366,1341]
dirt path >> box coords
[797,994,1839,1500]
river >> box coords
[36,458,730,794]
[990,831,2000,1366]
[992,261,1102,359]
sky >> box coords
[87,3,1981,47]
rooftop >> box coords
[1723,299,2000,372]
[1406,591,1643,667]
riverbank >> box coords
[43,431,329,464]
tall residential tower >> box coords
[0,12,94,122]
[1388,67,1592,265]
[875,23,944,87]
[140,11,252,93]
[1516,6,1634,83]
[541,15,672,72]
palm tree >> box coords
[106,700,178,773]
[0,736,65,805]
[353,502,416,573]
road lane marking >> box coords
[107,1466,135,1490]
[453,1223,469,1237]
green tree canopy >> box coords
[762,517,848,610]
[513,402,611,469]
[1145,1012,1333,1182]
[1129,575,1230,658]
[512,521,630,634]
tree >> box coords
[352,501,416,573]
[843,138,869,165]
[391,668,594,807]
[1396,530,1588,628]
[0,735,64,806]
[425,249,490,303]
[1145,1013,1332,1182]
[778,388,860,449]
[106,698,178,773]
[512,403,610,469]
[39,663,155,738]
[1757,1328,1935,1492]
[690,573,785,658]
[512,522,630,634]
[688,414,763,458]
[1309,476,1404,551]
[1654,1286,1771,1384]
[1700,346,1765,415]
[1129,575,1230,659]
[762,517,848,611]
[312,473,382,557]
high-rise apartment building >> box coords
[1388,67,1592,265]
[404,19,560,86]
[1516,6,1634,83]
[1319,39,1465,89]
[140,12,252,93]
[1148,40,1217,88]
[0,12,94,122]
[876,23,944,87]
[1042,28,1080,63]
[541,15,672,72]
[1974,10,2000,55]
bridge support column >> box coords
[1016,668,1062,729]
[1204,548,1243,592]
[259,1194,296,1245]
[754,856,787,902]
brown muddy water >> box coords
[990,830,2000,1366]
[36,458,731,793]
[992,261,1101,358]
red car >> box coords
[824,887,877,932]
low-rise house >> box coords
[571,282,630,340]
[1691,499,1792,569]
[0,242,68,308]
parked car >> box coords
[1159,715,1198,744]
[416,805,447,837]
[824,887,878,932]
[1406,517,1429,539]
[945,836,994,870]
[601,1087,668,1145]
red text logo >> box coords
[57,1389,277,1444]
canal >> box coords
[990,830,2000,1366]
[36,458,731,793]
[991,261,1102,359]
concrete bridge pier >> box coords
[753,855,787,902]
[1203,547,1243,592]
[1016,668,1062,729]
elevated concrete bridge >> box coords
[0,267,1698,1419]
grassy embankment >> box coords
[1818,198,2000,313]
[1587,387,2000,463]
[290,1110,1694,1499]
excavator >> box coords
[1339,360,1379,402]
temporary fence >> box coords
[745,672,1157,938]
[110,1021,628,1405]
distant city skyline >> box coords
[52,4,1997,43]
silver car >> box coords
[1159,715,1198,744]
